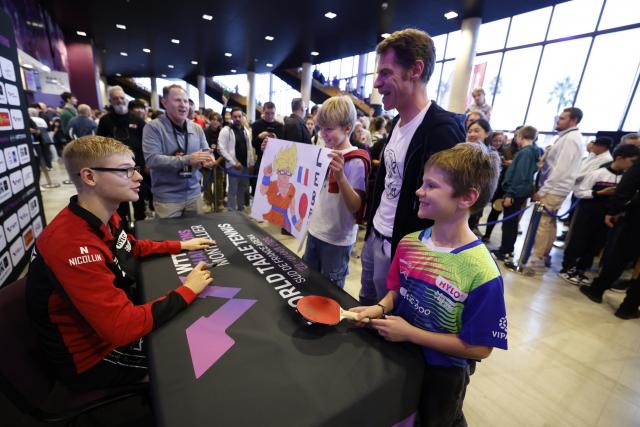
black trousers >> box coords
[64,340,147,392]
[562,204,609,272]
[418,363,472,427]
[590,215,640,312]
[498,197,527,254]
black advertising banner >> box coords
[137,213,424,427]
[0,10,46,287]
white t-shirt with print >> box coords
[308,146,367,246]
[372,102,431,237]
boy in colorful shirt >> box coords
[354,143,508,426]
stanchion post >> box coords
[510,201,544,274]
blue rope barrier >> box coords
[542,197,580,219]
[223,168,259,179]
[476,203,533,227]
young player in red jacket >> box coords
[27,135,214,391]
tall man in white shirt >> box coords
[359,28,465,305]
[530,107,584,270]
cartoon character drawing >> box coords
[260,144,303,232]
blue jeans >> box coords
[226,166,249,211]
[359,232,392,305]
[303,233,352,288]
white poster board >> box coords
[250,138,331,243]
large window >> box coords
[575,28,640,132]
[547,0,603,39]
[526,37,591,131]
[491,46,542,130]
[598,0,640,30]
[623,82,640,131]
[476,18,510,53]
[506,7,552,48]
[470,53,502,105]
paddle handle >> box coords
[341,308,370,323]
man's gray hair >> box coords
[108,85,125,97]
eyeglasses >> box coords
[79,166,142,178]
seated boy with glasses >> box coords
[26,135,215,391]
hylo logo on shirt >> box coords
[435,275,468,302]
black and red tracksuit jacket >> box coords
[26,196,196,381]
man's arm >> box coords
[538,137,583,196]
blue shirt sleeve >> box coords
[459,276,508,350]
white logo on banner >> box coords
[10,109,24,130]
[17,144,29,164]
[3,213,19,241]
[28,196,39,217]
[4,146,19,169]
[0,226,6,251]
[0,252,12,284]
[4,84,19,106]
[21,166,34,187]
[0,56,16,82]
[17,204,30,229]
[0,176,11,204]
[9,170,23,194]
[0,82,7,104]
[251,139,332,245]
[32,216,43,237]
[0,149,6,173]
[9,238,24,267]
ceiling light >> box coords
[120,52,128,56]
[76,30,87,36]
[142,48,151,53]
[381,33,390,39]
[116,73,122,76]
[324,12,337,19]
[202,14,213,21]
[161,73,167,77]
[224,52,232,57]
[266,63,273,68]
[191,60,198,65]
[168,64,174,69]
[171,39,180,44]
[230,69,236,73]
[310,51,319,56]
[264,35,274,41]
[444,11,458,20]
[116,24,126,30]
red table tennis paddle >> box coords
[298,193,309,219]
[296,295,369,325]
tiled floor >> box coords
[38,161,640,426]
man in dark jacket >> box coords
[359,28,465,305]
[251,101,283,196]
[580,158,640,319]
[282,98,311,144]
[97,85,147,224]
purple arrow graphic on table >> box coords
[185,286,257,379]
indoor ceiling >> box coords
[42,0,567,79]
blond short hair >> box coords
[63,135,134,187]
[273,143,297,175]
[472,87,485,96]
[315,96,357,136]
[425,143,500,213]
[77,104,92,116]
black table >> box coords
[137,213,423,427]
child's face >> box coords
[320,125,350,149]
[92,154,142,204]
[617,156,638,172]
[415,166,460,220]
